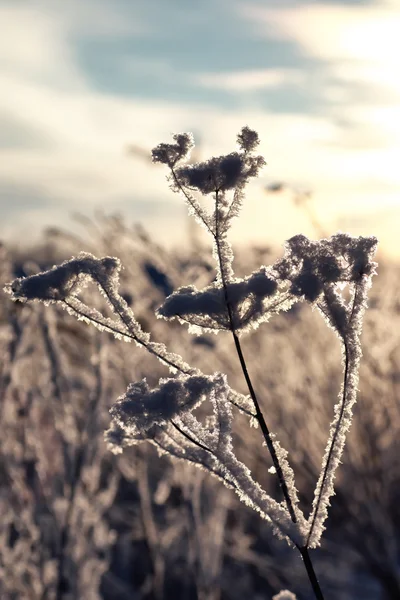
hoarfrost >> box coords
[158,267,295,335]
[109,371,304,545]
[273,591,297,600]
[110,373,215,434]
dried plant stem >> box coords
[170,420,214,454]
[228,304,325,599]
[136,456,165,600]
[213,191,325,600]
[232,328,297,517]
[64,297,255,420]
[299,547,325,600]
[213,192,297,521]
[306,342,350,548]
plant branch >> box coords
[63,297,186,373]
[299,546,325,600]
[213,190,297,523]
[170,420,214,455]
[213,189,325,600]
[170,168,214,235]
[63,297,253,418]
[307,285,360,548]
[306,341,350,548]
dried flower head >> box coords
[151,132,194,167]
[236,125,261,152]
[5,254,120,303]
[157,266,293,335]
[175,151,265,196]
[110,373,219,435]
[104,421,146,454]
[275,233,378,302]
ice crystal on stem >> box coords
[158,266,294,335]
[110,374,215,435]
[6,254,119,303]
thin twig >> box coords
[63,297,253,417]
[170,168,214,235]
[306,342,350,547]
[306,286,359,548]
[170,420,214,455]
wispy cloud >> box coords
[0,4,85,89]
[194,68,305,92]
[238,1,400,197]
[240,2,400,110]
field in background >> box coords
[0,215,399,600]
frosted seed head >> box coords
[7,263,82,302]
[347,237,378,280]
[219,153,246,189]
[174,132,194,156]
[275,233,378,306]
[100,256,120,276]
[236,126,260,152]
[286,234,312,257]
[175,153,244,195]
[110,373,220,434]
[175,150,266,196]
[329,233,378,280]
[104,421,146,454]
[157,267,286,335]
[151,132,194,167]
[158,285,226,325]
[5,253,121,303]
[175,157,221,194]
[318,255,342,283]
[246,269,278,296]
[291,271,323,302]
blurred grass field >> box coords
[0,213,399,600]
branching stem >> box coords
[213,191,297,521]
[63,298,254,418]
[213,190,325,600]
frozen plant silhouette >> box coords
[6,127,378,600]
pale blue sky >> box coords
[1,0,399,258]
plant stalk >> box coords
[299,546,325,600]
[213,190,325,599]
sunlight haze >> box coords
[1,0,399,259]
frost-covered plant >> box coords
[6,127,377,600]
[273,591,297,600]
